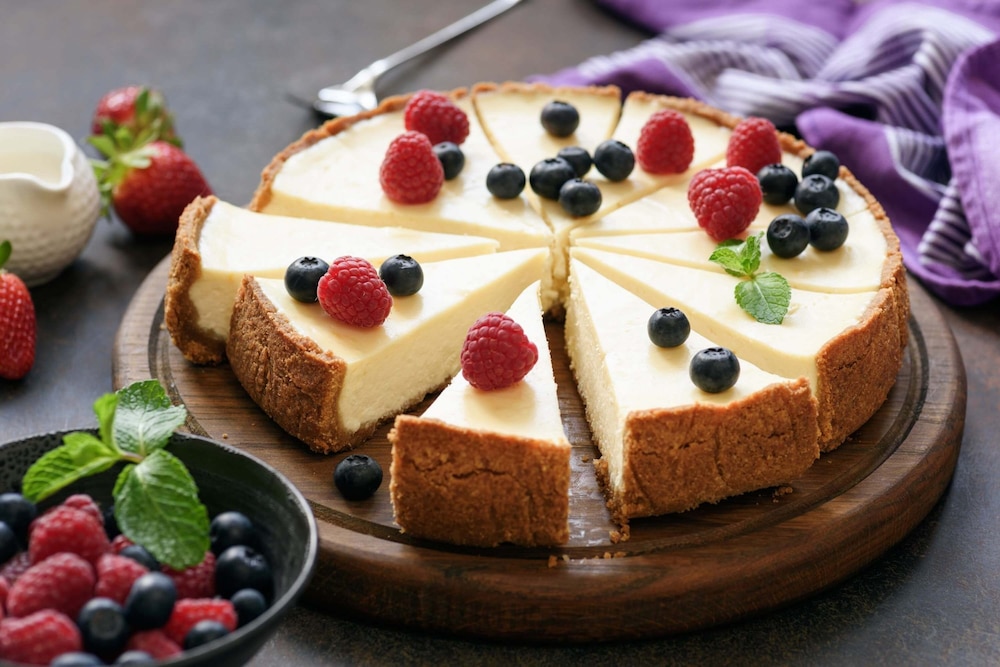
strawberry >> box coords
[0,241,36,381]
[91,85,181,147]
[460,312,538,390]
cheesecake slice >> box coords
[389,281,571,547]
[165,196,500,364]
[226,248,547,453]
[565,261,818,520]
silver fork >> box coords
[312,0,527,118]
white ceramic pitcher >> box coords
[0,121,101,286]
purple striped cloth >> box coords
[534,0,1000,306]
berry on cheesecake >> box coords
[636,109,694,174]
[726,116,782,175]
[460,312,539,391]
[403,90,470,145]
[379,131,445,204]
[317,256,393,328]
[687,166,762,242]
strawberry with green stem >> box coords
[91,85,181,148]
[0,240,36,380]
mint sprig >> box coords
[709,233,791,325]
[22,380,209,569]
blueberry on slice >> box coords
[529,157,576,200]
[334,454,384,501]
[210,510,257,555]
[78,597,130,655]
[540,100,580,137]
[119,544,161,571]
[794,174,840,215]
[124,571,177,630]
[284,256,330,303]
[215,544,274,600]
[647,307,690,348]
[558,179,602,217]
[232,588,269,627]
[379,254,423,297]
[183,619,230,649]
[557,146,592,177]
[802,150,840,180]
[757,163,798,206]
[766,213,810,259]
[593,140,635,182]
[690,347,740,393]
[806,207,849,251]
[433,141,465,180]
[486,163,526,199]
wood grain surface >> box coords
[113,257,965,642]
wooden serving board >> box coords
[114,258,965,642]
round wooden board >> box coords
[114,257,965,643]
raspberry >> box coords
[687,166,762,242]
[110,534,135,554]
[0,610,82,665]
[59,494,103,526]
[7,552,95,619]
[94,553,149,605]
[726,116,782,175]
[379,131,444,204]
[318,256,393,328]
[0,552,30,585]
[403,90,470,145]
[636,109,695,174]
[126,629,183,660]
[28,505,110,565]
[164,550,216,599]
[163,598,237,646]
[0,576,8,613]
[460,312,539,391]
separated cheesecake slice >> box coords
[165,196,500,364]
[226,248,547,453]
[389,281,571,547]
[565,261,818,520]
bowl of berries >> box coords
[0,380,318,666]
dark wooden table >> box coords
[3,1,999,664]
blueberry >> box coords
[284,256,330,303]
[593,140,635,182]
[486,163,526,199]
[558,179,602,217]
[802,150,840,180]
[113,651,156,665]
[529,157,576,200]
[183,619,230,649]
[766,214,811,259]
[540,100,579,137]
[557,146,592,177]
[433,141,465,180]
[0,522,18,565]
[647,308,690,348]
[216,545,274,600]
[102,504,120,540]
[379,254,423,297]
[50,652,105,666]
[806,207,850,251]
[794,174,840,215]
[0,492,36,543]
[756,163,798,206]
[124,571,176,630]
[334,454,384,501]
[78,597,130,655]
[690,347,740,393]
[232,587,269,627]
[119,544,160,572]
[210,510,257,556]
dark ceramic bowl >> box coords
[0,431,318,667]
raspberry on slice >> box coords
[726,116,782,175]
[636,109,695,174]
[163,550,216,599]
[163,598,237,646]
[460,312,539,391]
[126,629,183,660]
[379,131,445,204]
[28,505,110,565]
[687,166,763,242]
[95,553,149,605]
[318,256,393,328]
[403,90,470,145]
[7,552,96,619]
[0,610,82,665]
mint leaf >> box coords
[113,450,210,569]
[94,392,118,448]
[21,432,120,502]
[113,380,187,456]
[708,246,746,277]
[735,272,791,324]
[739,233,762,275]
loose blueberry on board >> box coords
[215,544,275,600]
[558,178,602,217]
[486,162,526,199]
[433,141,465,180]
[690,347,741,393]
[557,145,592,177]
[334,454,384,501]
[209,510,257,556]
[0,492,37,543]
[802,150,840,180]
[124,571,177,630]
[766,213,811,258]
[120,544,161,571]
[757,163,798,206]
[593,139,635,182]
[540,100,580,137]
[284,256,331,303]
[78,597,130,655]
[379,254,424,297]
[529,157,577,200]
[184,619,231,649]
[806,207,850,251]
[232,588,268,627]
[648,307,691,348]
[794,174,840,215]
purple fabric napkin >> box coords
[535,0,1000,306]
